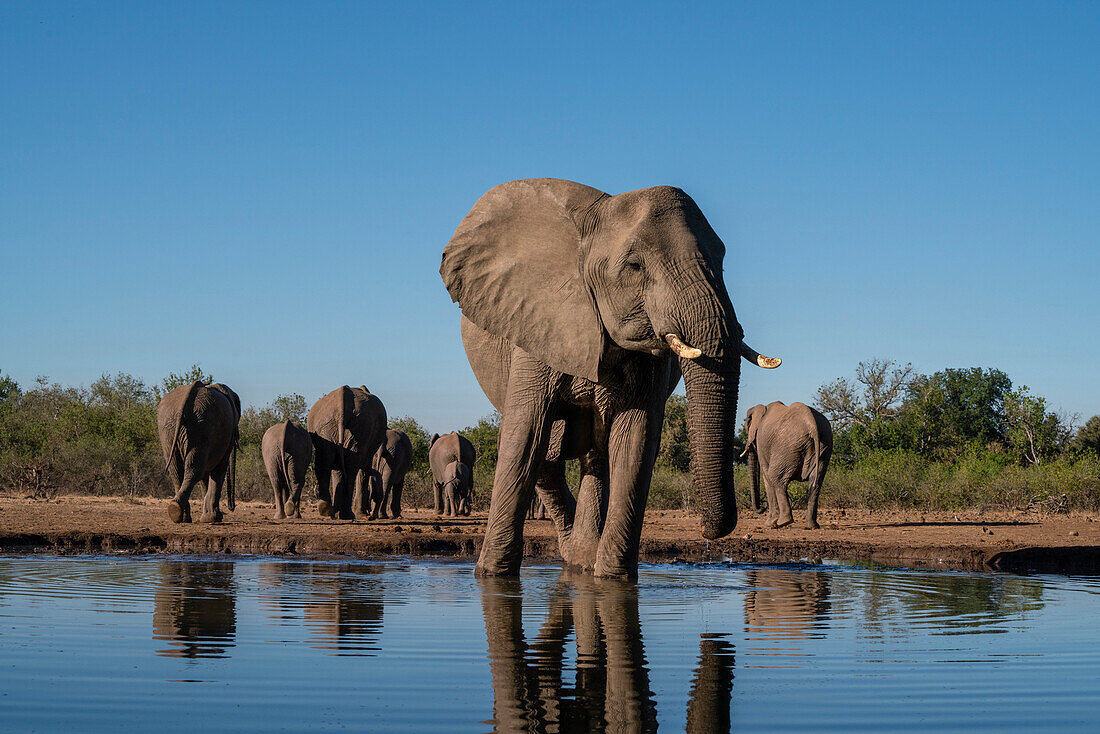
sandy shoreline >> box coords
[1,495,1098,574]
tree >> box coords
[389,415,433,476]
[157,365,213,399]
[461,412,501,480]
[1003,386,1072,465]
[816,360,915,459]
[1070,415,1100,458]
[904,368,1012,459]
[269,393,307,424]
[658,394,690,472]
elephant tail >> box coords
[160,381,203,481]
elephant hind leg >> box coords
[199,456,229,523]
[765,472,794,528]
[168,449,202,523]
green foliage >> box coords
[1003,385,1071,465]
[388,415,433,476]
[657,394,690,472]
[1070,415,1100,457]
[157,364,213,399]
[904,368,1011,459]
[461,411,501,484]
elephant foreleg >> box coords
[475,349,563,577]
[564,451,608,573]
[534,459,576,555]
[595,405,661,579]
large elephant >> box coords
[262,420,313,520]
[742,401,833,529]
[370,429,412,519]
[306,386,387,520]
[428,431,474,517]
[440,178,780,578]
[158,381,241,524]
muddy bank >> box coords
[1,496,1098,574]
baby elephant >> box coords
[428,432,474,517]
[262,420,313,519]
[742,401,833,529]
[370,429,412,519]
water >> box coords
[0,557,1097,732]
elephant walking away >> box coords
[428,432,474,517]
[742,401,833,529]
[262,420,313,519]
[441,178,780,578]
[370,429,412,519]
[158,381,241,524]
[306,386,387,520]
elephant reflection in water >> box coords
[257,562,385,656]
[152,561,237,659]
[480,574,735,733]
[744,568,830,642]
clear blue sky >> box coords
[2,1,1097,432]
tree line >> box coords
[1,361,1097,511]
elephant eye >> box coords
[624,258,644,273]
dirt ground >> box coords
[1,494,1098,573]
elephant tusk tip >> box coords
[757,355,781,369]
[665,333,702,360]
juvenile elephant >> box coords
[742,401,833,529]
[262,420,313,519]
[428,432,474,517]
[158,381,241,524]
[306,386,387,520]
[441,178,780,578]
[370,429,412,519]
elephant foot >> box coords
[283,500,298,517]
[773,515,794,528]
[804,520,820,530]
[337,509,356,521]
[167,501,189,524]
[272,511,286,521]
[593,562,636,581]
[317,500,333,518]
[474,562,521,578]
[198,511,223,524]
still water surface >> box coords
[0,556,1097,732]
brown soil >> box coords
[1,495,1098,574]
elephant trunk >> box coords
[671,286,741,540]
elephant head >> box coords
[442,179,778,539]
[742,404,769,455]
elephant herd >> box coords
[157,382,476,524]
[158,177,837,579]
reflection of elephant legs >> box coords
[686,635,735,733]
[596,582,658,731]
[198,453,229,523]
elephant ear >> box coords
[746,405,767,450]
[441,178,608,382]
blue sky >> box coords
[2,1,1097,432]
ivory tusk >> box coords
[740,445,750,458]
[739,340,781,369]
[665,333,702,360]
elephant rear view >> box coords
[742,401,833,529]
[307,386,387,520]
[262,420,313,520]
[157,381,241,524]
[370,429,412,519]
[428,432,474,517]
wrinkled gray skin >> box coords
[306,386,387,520]
[157,381,241,524]
[441,178,779,578]
[743,401,833,529]
[428,432,474,517]
[262,420,313,520]
[370,429,412,519]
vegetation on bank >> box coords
[1,361,1097,513]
